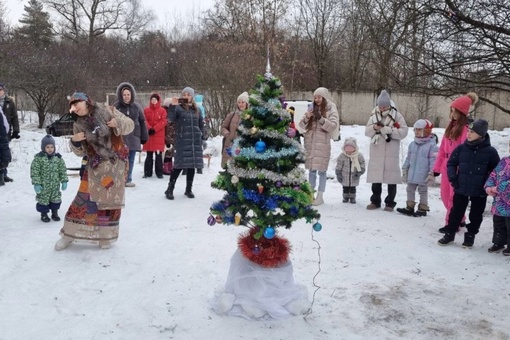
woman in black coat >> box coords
[164,87,204,200]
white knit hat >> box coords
[313,87,331,100]
[237,92,249,103]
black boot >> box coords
[397,201,415,216]
[350,194,356,204]
[438,232,455,246]
[462,232,475,248]
[41,213,51,223]
[165,180,175,200]
[0,172,4,186]
[185,180,195,198]
[342,193,349,203]
[51,210,61,221]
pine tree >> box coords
[15,0,53,48]
[210,65,321,268]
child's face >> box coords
[467,129,481,141]
[45,144,55,154]
[414,128,424,138]
[344,145,355,155]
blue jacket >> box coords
[402,135,438,185]
[447,134,500,197]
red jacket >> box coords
[143,94,167,152]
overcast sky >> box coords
[3,0,215,27]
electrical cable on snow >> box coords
[303,228,321,319]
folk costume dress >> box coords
[59,104,134,246]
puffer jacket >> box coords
[485,157,510,217]
[447,134,500,197]
[298,102,339,171]
[2,95,18,139]
[113,82,148,152]
[143,94,167,152]
[402,135,438,185]
[221,110,242,167]
[168,103,204,169]
[30,152,68,205]
[433,124,468,174]
[335,152,366,187]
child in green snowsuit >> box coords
[30,135,68,222]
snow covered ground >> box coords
[1,116,510,340]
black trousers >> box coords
[144,151,163,177]
[492,215,510,246]
[169,168,195,184]
[343,186,356,194]
[370,183,397,208]
[445,193,487,234]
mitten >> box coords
[34,184,42,194]
[426,173,435,187]
[335,170,343,183]
[141,139,147,145]
[148,128,155,135]
[61,182,67,191]
[353,171,362,178]
[401,169,408,184]
[11,132,20,139]
[166,143,171,148]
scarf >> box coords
[370,107,396,144]
[343,150,362,172]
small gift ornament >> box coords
[234,212,241,225]
[257,183,264,194]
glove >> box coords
[433,172,440,177]
[61,182,67,191]
[426,173,435,187]
[353,171,362,178]
[34,185,42,194]
[141,139,147,145]
[401,169,408,184]
[11,132,20,139]
[166,143,171,148]
[148,128,155,135]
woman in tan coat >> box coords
[221,92,249,168]
[298,87,339,206]
[54,92,134,250]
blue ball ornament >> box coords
[313,222,322,232]
[207,215,216,226]
[255,140,266,153]
[264,226,275,239]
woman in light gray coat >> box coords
[298,87,339,206]
[365,90,408,211]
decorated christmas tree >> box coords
[209,63,321,268]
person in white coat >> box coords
[365,90,408,211]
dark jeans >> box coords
[492,215,510,246]
[445,193,487,234]
[370,183,397,208]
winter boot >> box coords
[414,203,429,217]
[313,191,324,206]
[0,172,4,186]
[165,180,176,200]
[503,248,510,256]
[349,194,356,204]
[488,244,505,253]
[51,210,61,222]
[396,201,415,216]
[41,213,51,223]
[366,202,380,210]
[342,193,349,203]
[462,232,475,248]
[54,236,73,251]
[438,232,455,246]
[439,221,465,234]
[185,180,195,198]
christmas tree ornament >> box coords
[287,127,296,138]
[207,215,216,226]
[263,226,275,239]
[250,127,258,134]
[231,175,239,184]
[257,183,264,194]
[234,212,241,225]
[253,244,261,255]
[226,147,232,156]
[235,148,241,155]
[255,140,266,153]
[313,222,322,231]
[215,215,223,223]
[276,181,282,188]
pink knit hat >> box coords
[450,92,479,115]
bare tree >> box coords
[120,0,156,41]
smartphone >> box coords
[307,103,313,111]
[178,98,188,104]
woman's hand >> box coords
[107,118,118,128]
[305,110,314,119]
[171,97,179,105]
[72,132,86,142]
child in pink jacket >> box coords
[432,92,478,233]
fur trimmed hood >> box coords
[116,82,137,105]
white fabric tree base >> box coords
[210,249,310,320]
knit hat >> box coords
[313,87,331,100]
[469,119,489,137]
[41,134,55,152]
[68,92,92,107]
[237,91,249,103]
[150,93,159,101]
[413,119,433,137]
[182,87,195,97]
[163,98,172,107]
[451,92,479,116]
[377,90,391,108]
